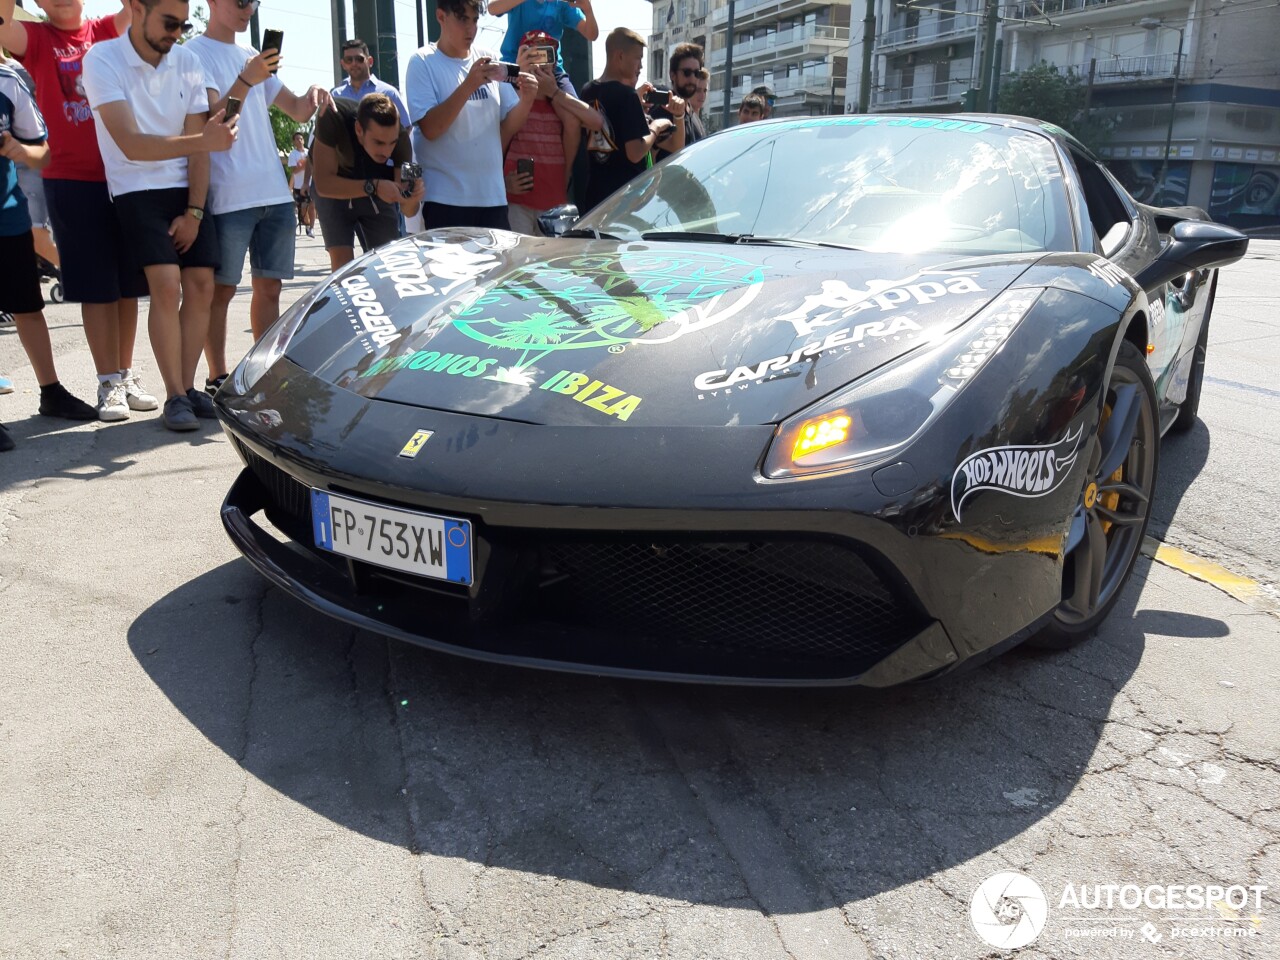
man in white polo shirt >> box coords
[83,0,237,432]
[188,0,334,396]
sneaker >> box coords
[186,388,217,419]
[162,395,199,432]
[0,374,13,395]
[38,382,98,421]
[306,227,314,237]
[0,313,14,326]
[205,373,228,397]
[96,379,129,422]
[0,422,13,452]
[121,368,158,411]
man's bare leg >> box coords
[249,276,283,341]
[327,246,355,272]
[179,267,215,393]
[80,301,122,377]
[205,283,236,384]
[143,265,184,399]
[12,311,58,386]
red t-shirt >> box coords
[504,99,566,212]
[18,16,120,182]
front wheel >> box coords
[48,281,65,304]
[1030,340,1159,649]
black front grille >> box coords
[530,538,923,667]
[238,442,310,530]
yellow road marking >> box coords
[1142,537,1260,604]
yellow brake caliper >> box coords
[1094,402,1123,534]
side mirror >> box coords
[1135,219,1249,290]
[537,204,579,238]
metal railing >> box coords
[876,18,977,50]
[1064,52,1183,83]
[709,24,850,65]
[873,79,967,107]
[1015,0,1148,18]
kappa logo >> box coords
[778,273,984,337]
[951,426,1083,520]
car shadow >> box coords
[125,551,1221,911]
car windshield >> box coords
[577,117,1076,255]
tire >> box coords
[1171,273,1217,433]
[1029,340,1159,649]
[48,281,65,304]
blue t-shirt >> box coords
[0,62,47,237]
[500,1,585,72]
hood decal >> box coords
[778,271,983,337]
[951,426,1083,520]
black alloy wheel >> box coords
[1031,340,1159,649]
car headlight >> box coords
[233,276,335,393]
[763,288,1045,479]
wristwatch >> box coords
[185,207,205,221]
[363,179,377,197]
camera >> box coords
[644,88,671,108]
[400,162,423,185]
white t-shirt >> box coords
[82,36,209,198]
[186,35,290,215]
[404,45,517,207]
[287,148,306,189]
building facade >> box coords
[844,0,1280,226]
[649,0,851,131]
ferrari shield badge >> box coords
[398,429,434,459]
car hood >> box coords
[285,230,1037,427]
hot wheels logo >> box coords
[951,426,1083,520]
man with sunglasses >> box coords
[651,41,703,163]
[189,0,334,396]
[332,39,408,127]
[83,0,239,432]
[0,0,161,423]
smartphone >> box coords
[490,61,521,83]
[262,29,284,73]
[516,157,534,180]
[644,88,671,108]
[224,97,242,121]
[526,46,554,66]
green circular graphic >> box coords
[448,251,769,371]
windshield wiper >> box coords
[563,228,623,240]
[638,231,861,250]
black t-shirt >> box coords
[313,96,411,181]
[580,79,651,211]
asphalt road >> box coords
[2,236,1277,960]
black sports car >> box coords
[217,115,1247,685]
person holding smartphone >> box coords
[404,0,537,230]
[502,32,602,236]
[187,0,334,395]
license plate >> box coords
[311,490,473,585]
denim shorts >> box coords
[213,202,297,287]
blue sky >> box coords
[79,0,654,96]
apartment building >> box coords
[845,0,1280,225]
[649,0,852,130]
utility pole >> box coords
[250,9,261,50]
[989,37,1003,110]
[352,0,399,88]
[857,0,875,112]
[330,0,348,86]
[976,0,997,111]
[721,0,736,129]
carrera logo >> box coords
[340,275,401,349]
[694,317,922,391]
[778,273,983,337]
[951,426,1083,520]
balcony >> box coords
[1061,52,1184,83]
[711,0,830,27]
[1013,0,1157,20]
[873,79,967,109]
[709,24,850,66]
[876,18,978,51]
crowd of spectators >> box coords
[0,0,775,451]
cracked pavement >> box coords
[2,237,1277,959]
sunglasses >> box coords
[678,67,700,77]
[235,0,261,10]
[159,15,194,35]
[342,54,368,63]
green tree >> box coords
[995,61,1111,152]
